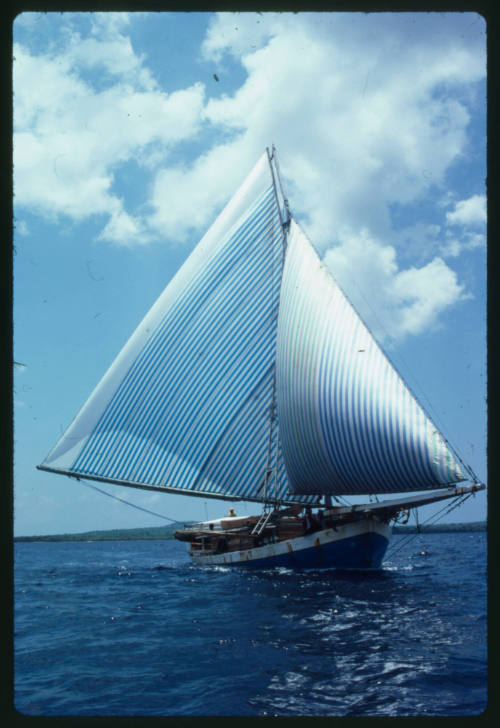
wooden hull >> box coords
[189,519,391,570]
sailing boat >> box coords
[38,147,484,569]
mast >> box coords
[261,146,291,505]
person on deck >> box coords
[304,507,313,534]
[304,507,320,534]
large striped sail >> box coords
[39,152,318,506]
[40,149,467,504]
[276,220,467,495]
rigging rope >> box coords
[76,478,184,525]
[386,493,472,558]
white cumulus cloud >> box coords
[446,194,486,227]
[13,15,206,244]
[199,13,484,248]
[324,230,468,342]
[13,11,486,337]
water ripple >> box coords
[15,533,486,716]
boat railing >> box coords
[183,522,223,532]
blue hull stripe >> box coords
[198,532,390,570]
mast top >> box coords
[267,145,291,230]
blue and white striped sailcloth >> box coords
[276,220,466,496]
[41,155,317,505]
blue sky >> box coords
[13,11,486,535]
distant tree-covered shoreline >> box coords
[14,524,182,542]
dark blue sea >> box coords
[14,532,487,717]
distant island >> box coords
[14,524,182,542]
[14,520,486,542]
[392,520,486,534]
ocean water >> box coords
[14,532,487,717]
